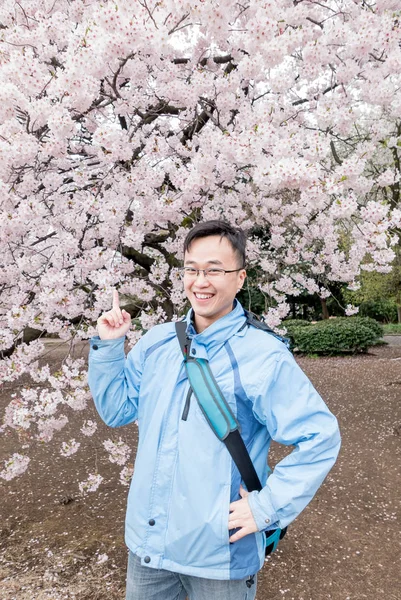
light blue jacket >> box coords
[88,301,341,580]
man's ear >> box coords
[237,270,246,293]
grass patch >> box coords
[383,323,401,334]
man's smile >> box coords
[193,292,215,300]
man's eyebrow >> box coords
[184,259,224,265]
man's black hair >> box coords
[183,220,246,268]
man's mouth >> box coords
[194,293,214,300]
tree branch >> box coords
[330,140,343,165]
[120,246,154,271]
[180,109,211,145]
[173,54,233,67]
[292,83,339,106]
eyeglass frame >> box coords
[178,266,245,279]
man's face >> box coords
[183,235,246,333]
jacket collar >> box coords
[185,299,247,351]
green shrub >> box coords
[283,319,310,328]
[323,316,383,338]
[358,300,398,323]
[289,319,380,354]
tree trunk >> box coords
[321,298,330,320]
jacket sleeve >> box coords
[247,350,341,530]
[87,335,144,428]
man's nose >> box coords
[194,271,209,284]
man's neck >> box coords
[192,302,237,334]
[193,315,208,334]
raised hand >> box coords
[97,290,132,340]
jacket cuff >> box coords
[248,490,280,532]
[89,336,126,361]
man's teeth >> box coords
[195,293,213,299]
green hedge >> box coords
[283,319,310,328]
[287,317,383,354]
[330,316,383,338]
[358,300,398,323]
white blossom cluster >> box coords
[103,439,132,466]
[0,0,400,480]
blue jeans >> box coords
[126,552,258,600]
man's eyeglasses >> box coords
[178,267,244,280]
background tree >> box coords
[343,263,401,322]
[1,0,400,482]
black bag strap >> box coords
[244,310,291,349]
[175,320,262,492]
[175,319,190,357]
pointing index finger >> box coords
[112,289,120,309]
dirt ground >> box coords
[1,341,400,600]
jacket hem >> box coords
[126,540,263,581]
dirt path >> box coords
[383,335,401,346]
[1,343,400,600]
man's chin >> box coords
[190,296,215,312]
[191,304,232,322]
[191,305,214,317]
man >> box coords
[88,220,341,600]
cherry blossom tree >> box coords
[1,0,400,483]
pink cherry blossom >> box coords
[345,305,360,317]
[60,439,81,458]
[0,0,399,483]
[0,453,30,481]
[119,465,134,487]
[103,439,131,466]
[80,420,98,437]
[78,473,104,494]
